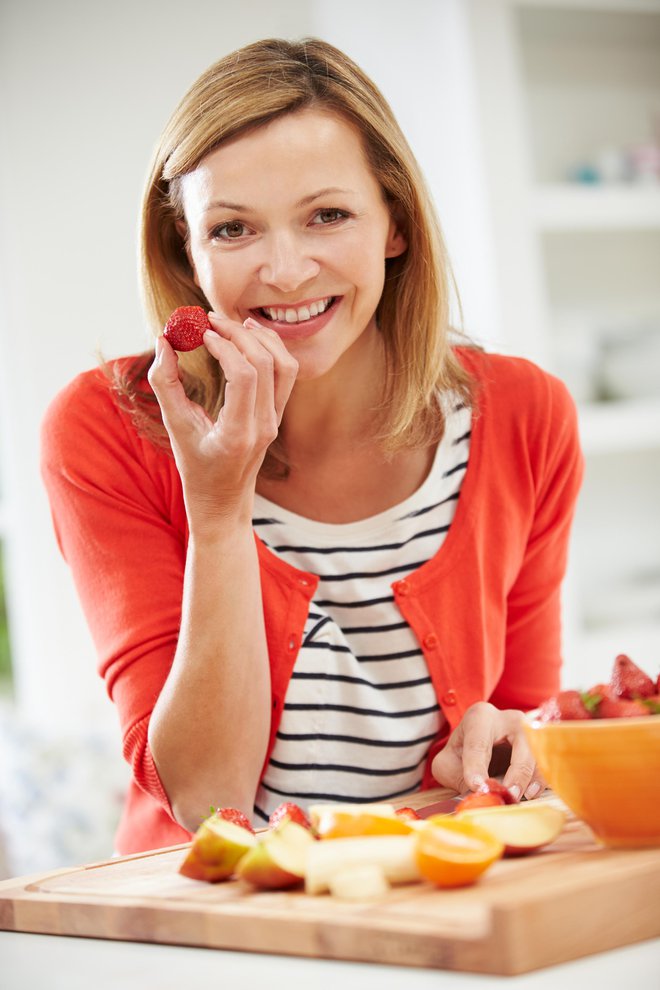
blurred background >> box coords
[0,0,659,878]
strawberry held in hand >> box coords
[163,306,211,351]
[268,802,312,832]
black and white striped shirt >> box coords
[252,400,471,823]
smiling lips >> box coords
[250,295,339,340]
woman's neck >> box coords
[280,327,386,460]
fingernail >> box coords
[508,784,522,801]
[525,781,542,800]
[244,317,265,330]
[467,775,487,791]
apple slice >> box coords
[454,802,565,856]
[328,864,391,901]
[179,817,257,882]
[236,820,314,890]
[305,834,419,895]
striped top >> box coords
[252,399,471,824]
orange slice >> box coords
[414,818,504,888]
[314,808,414,839]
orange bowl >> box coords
[523,716,660,848]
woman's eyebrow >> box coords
[203,187,354,216]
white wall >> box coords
[0,0,501,737]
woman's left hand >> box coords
[430,702,545,801]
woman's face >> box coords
[179,109,406,381]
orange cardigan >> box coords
[41,347,583,854]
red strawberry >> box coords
[609,654,655,700]
[395,807,421,821]
[656,673,660,694]
[214,807,255,833]
[163,306,211,351]
[538,690,591,722]
[483,777,517,804]
[641,694,660,715]
[456,791,505,812]
[268,802,312,831]
[597,697,650,719]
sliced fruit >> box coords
[455,802,565,856]
[414,818,504,888]
[456,792,506,813]
[395,806,422,821]
[179,817,257,882]
[327,864,391,901]
[268,801,312,831]
[597,697,650,718]
[609,654,655,700]
[311,803,413,839]
[214,806,255,833]
[236,820,314,890]
[306,835,419,895]
[538,690,591,722]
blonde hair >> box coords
[120,37,472,463]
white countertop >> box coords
[2,932,658,989]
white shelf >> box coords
[533,184,660,231]
[578,396,660,454]
[514,0,660,12]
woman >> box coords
[41,38,583,855]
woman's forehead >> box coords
[180,110,380,215]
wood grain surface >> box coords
[1,789,658,975]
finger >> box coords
[430,734,467,793]
[456,703,500,792]
[148,337,199,437]
[502,729,545,801]
[209,313,297,422]
[202,330,259,427]
[207,315,277,426]
[243,318,298,421]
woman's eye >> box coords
[212,221,248,240]
[311,208,348,226]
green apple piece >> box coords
[236,820,314,890]
[179,817,257,882]
[328,864,391,901]
[457,802,565,856]
[306,834,419,895]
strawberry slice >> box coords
[395,807,422,821]
[538,690,591,721]
[213,807,255,833]
[609,654,655,700]
[268,801,312,831]
[456,791,505,812]
[597,697,650,718]
[163,306,211,351]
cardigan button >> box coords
[442,690,457,706]
[395,580,410,596]
[423,633,438,649]
[298,576,312,588]
[287,635,297,651]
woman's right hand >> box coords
[148,311,298,529]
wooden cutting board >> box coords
[1,790,659,976]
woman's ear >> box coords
[176,219,200,286]
[384,212,407,259]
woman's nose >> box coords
[257,232,320,291]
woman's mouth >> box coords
[249,295,340,340]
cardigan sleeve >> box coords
[40,367,187,820]
[489,368,584,711]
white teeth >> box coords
[262,297,332,323]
